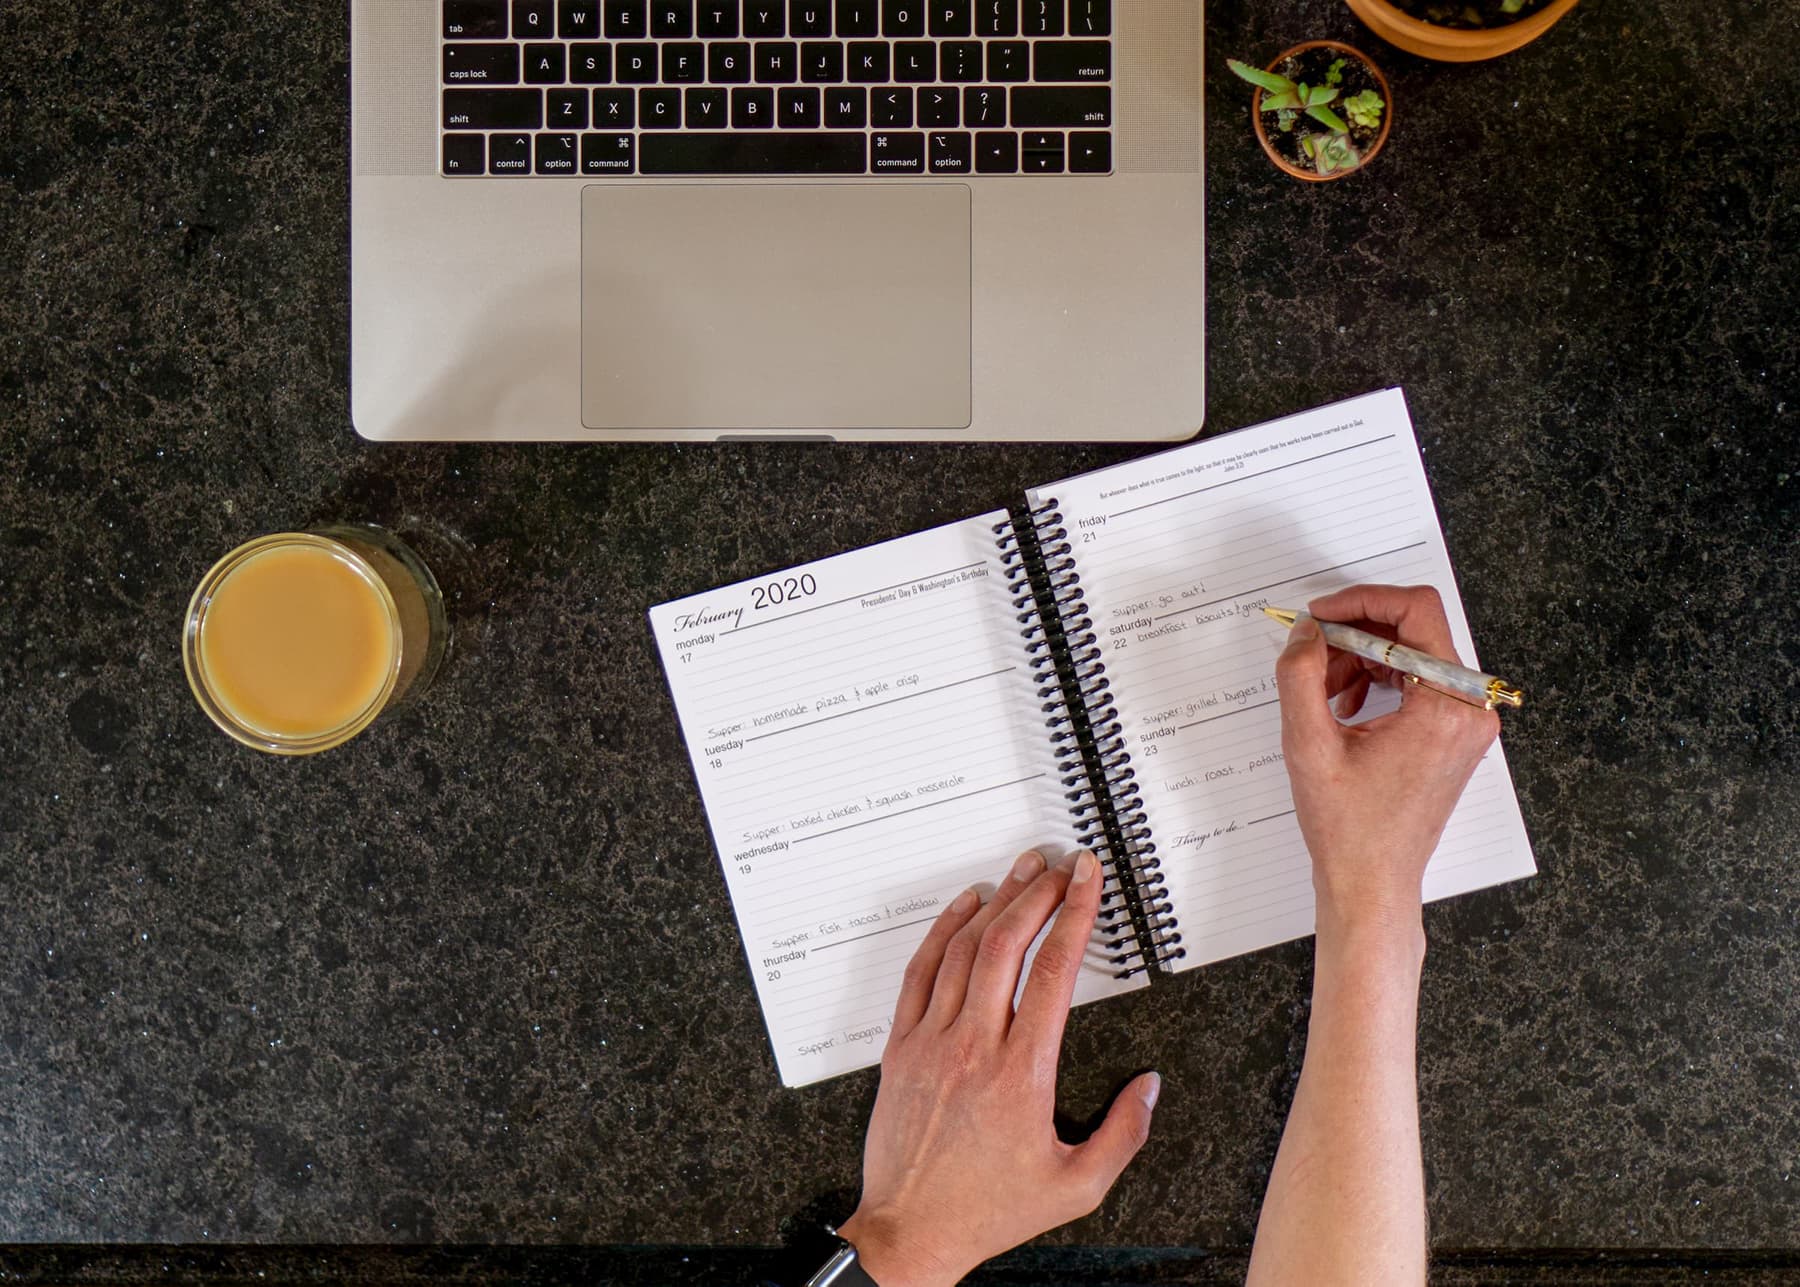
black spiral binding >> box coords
[995,499,1185,979]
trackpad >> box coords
[581,184,971,432]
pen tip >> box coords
[1262,607,1299,627]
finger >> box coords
[921,849,1046,1029]
[1333,671,1372,721]
[957,859,1078,1032]
[1069,1071,1161,1208]
[1009,849,1105,1053]
[890,886,982,1040]
[1274,615,1339,755]
[1306,583,1461,662]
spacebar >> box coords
[639,133,868,175]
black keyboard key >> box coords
[1011,84,1107,126]
[523,43,566,82]
[1068,129,1109,171]
[592,87,635,125]
[548,87,590,125]
[744,1,785,34]
[445,0,507,38]
[686,86,729,125]
[652,0,692,34]
[443,88,543,128]
[560,0,601,34]
[731,86,775,126]
[836,0,878,33]
[664,41,706,80]
[536,131,579,172]
[975,0,1015,34]
[513,0,556,35]
[443,43,520,84]
[987,40,1027,80]
[756,41,798,81]
[882,0,923,35]
[442,132,486,173]
[640,132,866,172]
[582,131,636,172]
[698,0,740,33]
[1035,39,1109,81]
[871,86,912,126]
[824,85,866,126]
[779,86,821,126]
[605,0,647,35]
[847,41,889,81]
[870,130,924,172]
[918,86,957,126]
[571,43,612,81]
[963,84,1004,126]
[791,0,832,34]
[1022,132,1063,172]
[894,41,935,81]
[617,42,659,80]
[801,41,844,81]
[1069,0,1107,34]
[928,129,972,173]
[974,129,1016,171]
[488,131,533,173]
[640,87,683,126]
[940,40,981,81]
[709,42,752,80]
[1022,0,1059,35]
[930,0,970,34]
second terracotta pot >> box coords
[1344,0,1580,63]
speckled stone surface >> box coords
[1,0,1796,1268]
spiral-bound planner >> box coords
[649,389,1536,1086]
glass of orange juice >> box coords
[182,525,447,754]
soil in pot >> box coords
[1388,0,1554,28]
[1261,46,1385,176]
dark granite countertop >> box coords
[2,0,1797,1274]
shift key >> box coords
[1010,85,1108,127]
[443,88,543,129]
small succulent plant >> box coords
[1227,54,1387,176]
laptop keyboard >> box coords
[440,0,1113,176]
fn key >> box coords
[443,133,485,174]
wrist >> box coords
[836,1209,959,1287]
[1314,898,1426,970]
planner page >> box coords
[650,515,1146,1087]
[1029,388,1535,971]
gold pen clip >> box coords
[1404,674,1525,711]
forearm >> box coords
[1247,910,1428,1287]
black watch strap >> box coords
[804,1237,880,1287]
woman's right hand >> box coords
[1272,584,1501,935]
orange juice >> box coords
[184,528,445,754]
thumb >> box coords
[1072,1071,1160,1199]
[1275,615,1338,751]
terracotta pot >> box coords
[1345,0,1580,62]
[1249,41,1394,184]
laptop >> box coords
[349,0,1204,442]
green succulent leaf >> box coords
[1276,107,1298,132]
[1313,132,1361,174]
[1342,89,1385,130]
[1226,59,1295,94]
[1261,89,1301,110]
[1501,0,1526,11]
[1306,103,1350,133]
[1326,57,1346,86]
[1301,84,1339,108]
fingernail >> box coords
[1290,616,1319,643]
[1139,1071,1161,1110]
[1010,850,1046,882]
[1071,851,1098,885]
[951,888,978,914]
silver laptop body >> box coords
[350,0,1204,442]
